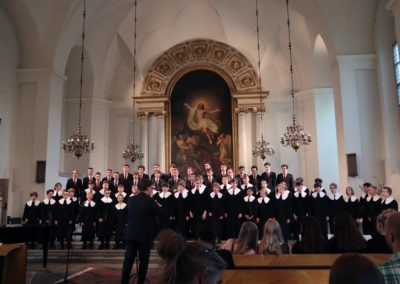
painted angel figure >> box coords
[184,103,220,144]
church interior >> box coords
[1,0,400,283]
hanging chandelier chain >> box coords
[255,0,263,123]
[286,0,295,121]
[131,0,138,141]
[78,0,87,129]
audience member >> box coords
[367,209,397,253]
[222,221,259,255]
[292,216,327,254]
[258,219,289,255]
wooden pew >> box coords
[233,254,391,269]
[0,243,27,284]
[223,269,330,284]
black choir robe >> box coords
[292,189,310,239]
[276,173,295,193]
[114,202,128,244]
[240,183,254,198]
[168,177,181,190]
[242,195,257,223]
[261,171,277,192]
[78,200,97,242]
[173,190,190,238]
[256,196,275,238]
[53,190,63,202]
[274,191,292,241]
[23,200,41,225]
[41,198,57,243]
[113,191,128,203]
[96,196,115,242]
[155,191,174,229]
[207,191,226,240]
[344,196,361,221]
[54,198,74,243]
[363,195,382,235]
[310,191,330,237]
[328,193,345,233]
[189,185,208,238]
[224,187,242,239]
[381,197,398,211]
[219,183,232,196]
[81,189,100,203]
[66,178,84,197]
[360,193,369,232]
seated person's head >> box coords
[260,219,284,255]
[235,221,259,255]
[329,253,384,284]
[156,229,226,284]
[385,212,400,252]
[376,209,397,235]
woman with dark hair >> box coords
[156,229,226,284]
[329,253,384,284]
[222,221,259,255]
[292,216,327,254]
[329,211,366,253]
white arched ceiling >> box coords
[313,34,332,88]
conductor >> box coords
[121,179,166,284]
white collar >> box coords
[228,188,241,195]
[241,183,253,189]
[69,196,77,202]
[55,190,63,196]
[115,192,127,198]
[85,188,97,194]
[220,184,232,190]
[257,196,270,204]
[83,200,96,207]
[101,196,113,203]
[329,192,342,200]
[99,189,105,195]
[344,196,357,202]
[367,195,380,202]
[294,191,307,198]
[174,189,188,199]
[361,192,369,199]
[130,193,136,197]
[383,197,394,205]
[191,184,206,194]
[159,191,172,199]
[27,200,40,207]
[59,198,71,205]
[210,192,223,199]
[115,202,127,210]
[244,195,256,202]
[312,191,326,198]
[43,198,56,205]
[276,191,290,200]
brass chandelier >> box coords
[252,0,274,160]
[62,0,94,159]
[280,0,311,151]
[122,0,144,163]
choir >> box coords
[22,162,399,249]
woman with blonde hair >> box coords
[259,219,289,255]
[222,221,259,255]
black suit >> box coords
[261,171,277,190]
[120,173,133,193]
[82,176,95,190]
[249,174,262,192]
[66,178,83,197]
[139,173,150,181]
[276,173,294,193]
[121,192,166,284]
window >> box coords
[393,42,400,105]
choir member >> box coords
[204,169,217,190]
[151,163,167,181]
[185,167,195,188]
[53,182,63,202]
[276,164,294,193]
[261,162,276,191]
[310,182,330,237]
[314,178,326,193]
[55,191,74,249]
[93,172,103,192]
[82,167,96,190]
[220,175,232,195]
[81,181,99,203]
[173,181,191,238]
[328,183,345,233]
[130,184,139,197]
[119,164,133,193]
[154,183,174,229]
[207,182,226,242]
[235,166,246,186]
[274,183,292,241]
[256,188,275,238]
[23,191,41,248]
[99,181,111,198]
[189,177,208,239]
[68,188,79,219]
[96,189,115,249]
[226,168,235,182]
[138,165,149,181]
[224,179,243,239]
[78,192,97,249]
[381,186,398,211]
[153,170,163,192]
[242,188,257,223]
[66,170,83,197]
[113,184,128,203]
[111,172,121,192]
[259,180,275,199]
[249,166,261,192]
[360,182,371,233]
[363,185,382,235]
[294,177,310,195]
[344,186,361,223]
[202,162,215,179]
[168,170,181,191]
[102,168,113,183]
[292,180,310,239]
[114,194,128,249]
[41,189,57,248]
[240,174,253,197]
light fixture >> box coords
[280,0,311,151]
[252,0,274,160]
[122,0,144,163]
[62,0,94,159]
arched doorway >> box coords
[170,70,233,173]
